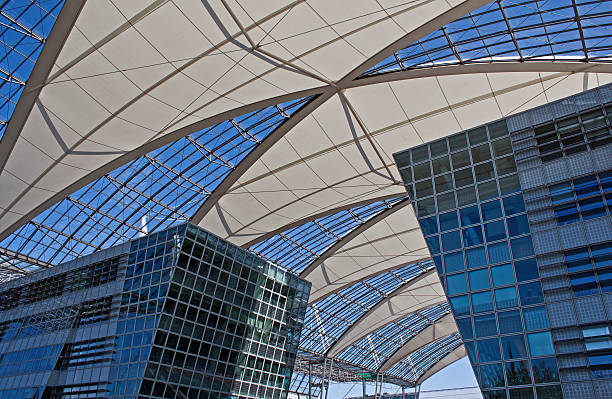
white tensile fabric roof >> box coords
[1,0,611,388]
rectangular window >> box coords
[564,242,612,297]
[550,173,611,225]
[527,331,554,356]
[582,325,612,351]
[533,104,612,162]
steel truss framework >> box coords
[364,0,612,76]
[0,0,61,140]
[0,0,611,394]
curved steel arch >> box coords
[326,268,443,357]
[299,258,436,355]
[378,313,456,373]
[347,61,612,90]
[333,302,451,372]
[243,192,404,248]
[385,333,463,382]
[299,198,411,278]
[415,344,466,384]
[0,0,85,172]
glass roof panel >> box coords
[362,0,612,76]
[385,333,462,383]
[0,0,63,140]
[299,260,434,355]
[335,303,450,371]
[249,197,407,274]
[0,96,314,274]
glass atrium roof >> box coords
[364,0,612,76]
[0,96,313,273]
[0,0,62,140]
[250,197,406,274]
[386,333,463,383]
[300,260,434,355]
[1,0,611,393]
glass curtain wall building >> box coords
[0,223,310,399]
[394,84,612,399]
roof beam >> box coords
[191,89,336,225]
[0,246,50,270]
[326,269,443,358]
[339,0,492,82]
[299,199,411,278]
[347,62,612,89]
[0,85,327,242]
[496,0,523,62]
[571,0,589,61]
[0,0,86,173]
[378,313,456,373]
[415,345,466,384]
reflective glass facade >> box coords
[394,83,612,399]
[0,223,310,399]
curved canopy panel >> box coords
[302,202,430,303]
[198,71,612,246]
[0,96,312,269]
[0,0,479,241]
[197,92,409,246]
[379,313,457,373]
[300,259,435,356]
[334,302,451,371]
[251,196,406,274]
[327,269,446,357]
[385,333,463,383]
[0,0,64,140]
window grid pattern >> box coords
[532,102,612,162]
[0,296,112,343]
[0,343,62,378]
[582,323,612,379]
[250,197,406,274]
[336,303,451,371]
[0,0,63,140]
[395,121,561,398]
[385,333,462,383]
[56,337,115,370]
[363,0,612,76]
[563,241,612,298]
[133,224,310,399]
[0,256,119,310]
[299,260,434,355]
[43,383,108,399]
[109,226,184,398]
[550,172,612,225]
[0,96,313,277]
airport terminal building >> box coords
[1,1,612,398]
[0,224,310,398]
[395,85,612,398]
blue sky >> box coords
[324,357,482,399]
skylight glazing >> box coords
[0,96,314,274]
[385,333,462,383]
[250,197,407,274]
[299,260,434,355]
[336,303,450,371]
[0,0,63,140]
[363,0,612,76]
